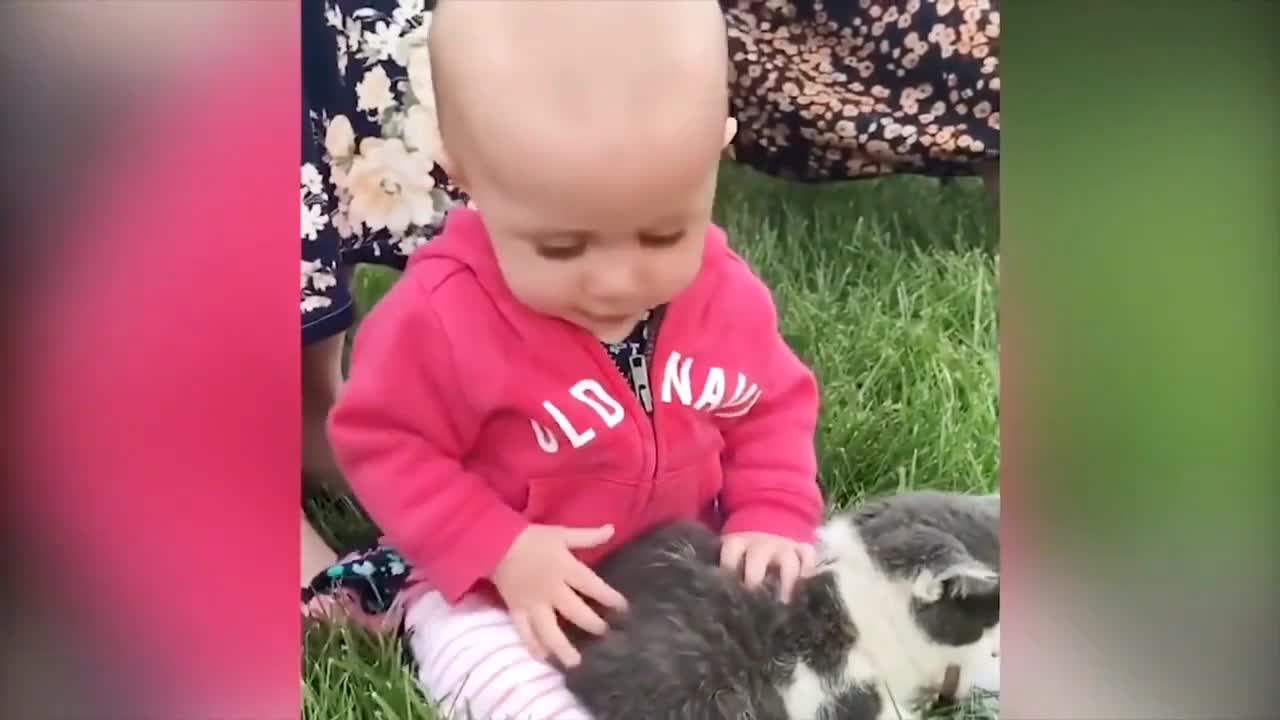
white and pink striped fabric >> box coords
[405,592,592,720]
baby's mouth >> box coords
[580,310,636,326]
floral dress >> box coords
[722,0,1000,181]
[301,0,467,345]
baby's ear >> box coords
[434,143,464,187]
[722,117,738,148]
[426,120,470,192]
[912,562,999,603]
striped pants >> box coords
[405,591,591,720]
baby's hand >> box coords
[720,531,817,604]
[490,524,628,668]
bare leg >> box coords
[302,514,337,585]
[302,331,347,492]
[302,330,346,584]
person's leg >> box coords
[302,513,338,585]
[405,592,592,720]
[302,329,348,492]
[301,330,345,585]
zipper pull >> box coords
[628,353,653,413]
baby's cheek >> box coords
[665,237,705,294]
[499,256,571,313]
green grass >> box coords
[304,163,999,719]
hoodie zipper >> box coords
[586,310,664,506]
[626,307,663,415]
[627,353,654,414]
[635,308,663,507]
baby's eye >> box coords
[535,242,587,260]
[639,229,686,247]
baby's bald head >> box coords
[426,1,735,344]
[428,0,731,186]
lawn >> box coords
[303,162,1000,719]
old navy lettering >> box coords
[531,350,762,453]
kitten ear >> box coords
[912,562,999,603]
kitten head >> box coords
[818,490,1000,702]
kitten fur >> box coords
[560,490,1000,720]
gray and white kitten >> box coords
[561,490,1000,720]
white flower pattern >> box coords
[302,0,468,335]
[345,137,442,234]
[402,104,443,159]
[324,114,356,160]
[302,203,329,242]
[355,65,396,115]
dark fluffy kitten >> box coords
[561,490,1000,720]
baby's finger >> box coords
[511,609,547,661]
[556,585,609,636]
[533,604,581,668]
[777,549,801,603]
[568,562,628,612]
[798,543,819,577]
[556,524,616,550]
[719,535,747,574]
[743,543,774,589]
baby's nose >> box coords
[584,260,643,302]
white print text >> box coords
[530,351,761,453]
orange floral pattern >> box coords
[723,0,1000,180]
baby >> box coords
[327,1,825,717]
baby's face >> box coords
[466,120,732,343]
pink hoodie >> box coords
[329,208,823,603]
